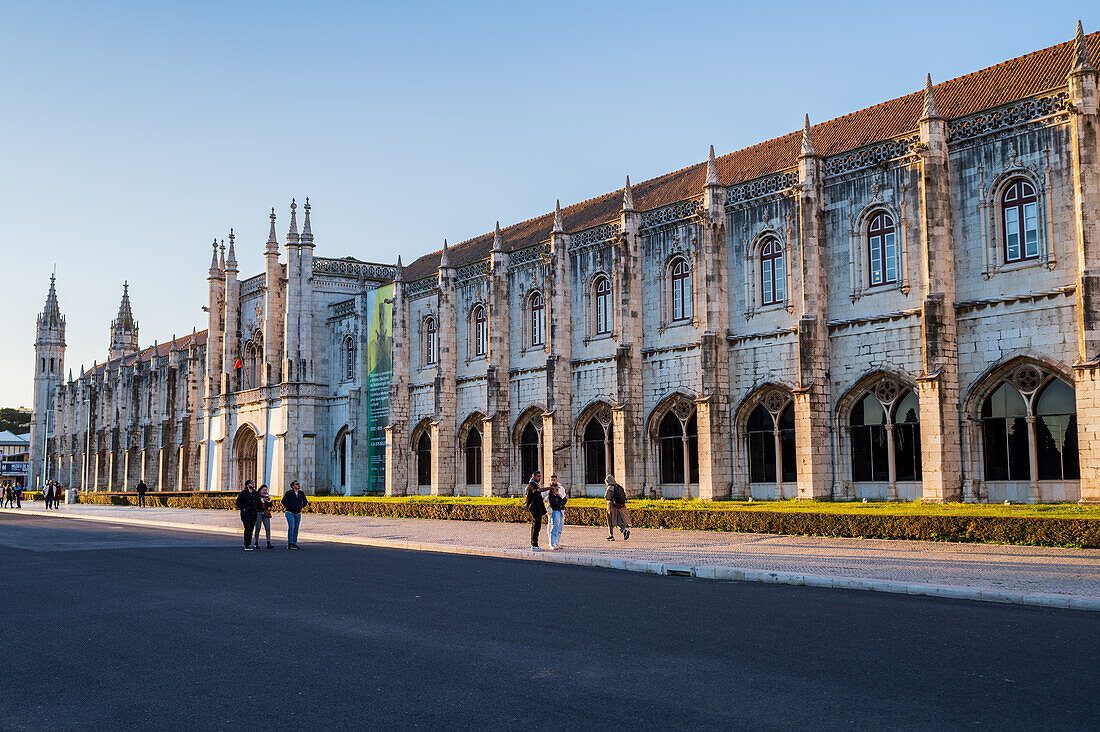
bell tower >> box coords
[108,281,139,361]
[30,273,66,488]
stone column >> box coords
[696,148,733,500]
[612,185,646,496]
[793,118,833,500]
[1069,32,1100,503]
[485,225,512,496]
[385,262,410,496]
[915,77,963,502]
[432,244,458,496]
[544,205,574,489]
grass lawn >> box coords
[309,494,1100,520]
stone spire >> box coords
[492,221,503,252]
[209,238,220,274]
[265,208,279,254]
[553,200,563,233]
[109,282,139,360]
[219,240,225,270]
[922,74,940,119]
[800,114,815,157]
[439,238,451,268]
[40,273,63,327]
[623,176,635,212]
[300,197,314,245]
[1075,20,1094,72]
[287,198,299,245]
[116,282,136,331]
[705,145,720,187]
[395,254,404,282]
[225,228,237,270]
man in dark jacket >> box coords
[281,481,308,549]
[524,471,546,551]
[136,479,148,508]
[236,480,259,551]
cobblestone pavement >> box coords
[5,502,1099,602]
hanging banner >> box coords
[364,284,393,493]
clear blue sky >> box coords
[2,1,1095,407]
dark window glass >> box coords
[981,382,1030,481]
[778,402,797,483]
[892,390,922,481]
[746,405,776,483]
[851,394,889,481]
[338,433,347,486]
[346,338,355,380]
[465,427,482,485]
[520,422,540,483]
[658,412,685,484]
[1035,379,1079,480]
[416,432,432,486]
[583,419,609,485]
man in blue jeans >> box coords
[281,480,308,549]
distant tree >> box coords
[0,408,32,434]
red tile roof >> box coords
[403,31,1098,282]
[86,330,208,376]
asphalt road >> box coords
[2,514,1097,731]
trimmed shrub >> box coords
[72,492,1100,547]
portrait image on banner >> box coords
[364,284,393,493]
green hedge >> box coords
[72,492,1100,547]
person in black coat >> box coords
[235,480,259,551]
[281,481,308,549]
[524,471,546,551]
[136,479,148,508]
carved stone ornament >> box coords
[763,389,789,414]
[1011,365,1044,393]
[596,406,613,427]
[873,378,900,405]
[672,398,694,422]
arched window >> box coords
[337,431,347,487]
[657,410,698,485]
[345,336,355,381]
[519,421,541,483]
[759,239,785,306]
[416,432,432,487]
[849,383,921,484]
[472,305,487,357]
[464,426,482,486]
[593,276,611,335]
[982,373,1079,482]
[50,357,55,373]
[529,292,544,347]
[746,400,796,484]
[423,316,437,366]
[670,258,692,322]
[1002,179,1039,263]
[867,212,898,287]
[582,416,613,485]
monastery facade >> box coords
[30,26,1100,504]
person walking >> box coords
[43,482,53,510]
[546,474,568,550]
[236,480,259,551]
[604,474,630,541]
[524,470,546,551]
[281,480,308,549]
[1,485,9,508]
[13,485,22,509]
[253,485,274,549]
[136,479,148,508]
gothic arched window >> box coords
[1002,179,1039,263]
[464,426,482,486]
[423,316,437,366]
[529,292,544,347]
[416,431,432,487]
[472,305,487,357]
[746,399,796,484]
[582,416,612,485]
[344,336,355,381]
[759,238,785,306]
[982,374,1078,482]
[867,211,898,287]
[657,410,698,485]
[593,276,611,335]
[519,421,541,483]
[850,383,921,483]
[670,258,692,322]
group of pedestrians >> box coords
[1,484,22,508]
[524,472,631,550]
[235,480,309,550]
[42,481,65,509]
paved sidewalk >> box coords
[4,502,1100,610]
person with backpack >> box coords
[253,485,274,549]
[236,480,259,551]
[136,479,148,508]
[546,474,568,550]
[524,470,546,551]
[604,474,630,541]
